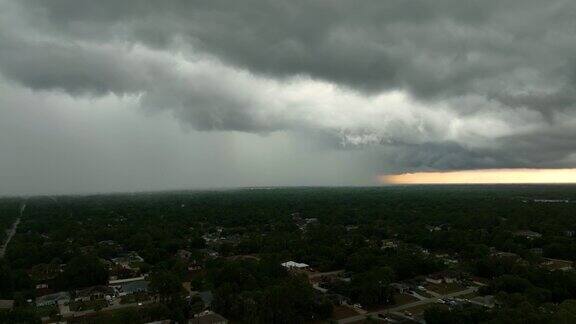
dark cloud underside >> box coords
[1,0,576,194]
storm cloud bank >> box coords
[2,0,576,176]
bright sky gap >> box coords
[381,169,576,184]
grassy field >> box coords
[68,299,109,311]
[330,305,360,320]
[425,282,465,295]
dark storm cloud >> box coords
[2,0,576,173]
[15,0,576,97]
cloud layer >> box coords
[1,0,576,178]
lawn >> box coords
[330,305,360,320]
[35,305,59,318]
[459,291,479,299]
[68,299,109,311]
[402,302,449,316]
[120,292,150,304]
[425,282,465,295]
[415,289,434,298]
[393,293,419,306]
[372,293,420,311]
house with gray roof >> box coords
[36,292,70,307]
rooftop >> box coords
[0,299,14,310]
[189,312,228,324]
[281,261,309,268]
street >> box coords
[0,202,25,258]
[338,286,479,323]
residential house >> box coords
[80,245,96,255]
[426,271,459,284]
[198,249,219,259]
[111,251,144,269]
[202,233,221,248]
[529,248,544,256]
[110,277,149,296]
[426,225,442,232]
[74,286,115,302]
[0,300,14,311]
[189,311,228,324]
[490,251,520,260]
[345,225,359,231]
[176,249,193,261]
[381,239,400,250]
[35,283,52,297]
[326,293,351,306]
[281,261,309,272]
[293,215,318,231]
[187,259,202,272]
[434,253,459,266]
[513,230,542,239]
[28,263,61,282]
[390,283,410,294]
[36,292,70,307]
[541,258,574,271]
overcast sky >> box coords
[1,0,576,195]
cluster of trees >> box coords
[207,258,331,323]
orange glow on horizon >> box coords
[381,169,576,184]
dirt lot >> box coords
[393,293,420,305]
[330,305,360,320]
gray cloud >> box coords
[1,0,576,184]
[15,0,576,97]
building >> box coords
[345,225,359,231]
[28,263,61,282]
[390,283,410,294]
[326,293,351,306]
[281,261,309,271]
[0,300,14,311]
[110,277,149,296]
[529,248,544,256]
[111,251,144,269]
[189,311,228,324]
[513,230,542,239]
[74,286,115,302]
[381,239,400,250]
[426,225,442,232]
[426,271,458,284]
[36,292,70,307]
[176,249,193,261]
[490,251,520,259]
[540,258,574,271]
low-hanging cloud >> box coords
[1,0,576,174]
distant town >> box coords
[2,186,576,323]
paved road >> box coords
[0,202,25,258]
[338,286,479,323]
